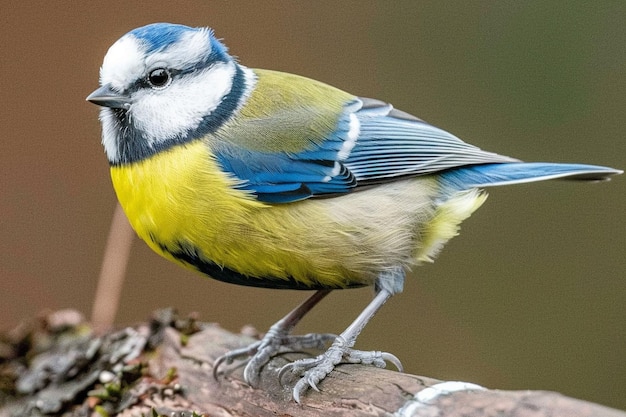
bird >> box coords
[87,23,621,403]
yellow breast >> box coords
[110,140,480,289]
[110,140,372,289]
[110,140,267,278]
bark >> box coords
[0,309,623,417]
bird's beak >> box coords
[86,84,131,109]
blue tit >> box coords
[87,23,621,402]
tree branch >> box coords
[1,309,623,417]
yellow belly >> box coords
[110,140,484,289]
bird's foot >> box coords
[279,336,403,403]
[213,326,336,387]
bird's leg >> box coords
[280,268,405,403]
[213,289,335,387]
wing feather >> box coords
[212,72,517,203]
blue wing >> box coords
[212,97,616,203]
[342,98,518,182]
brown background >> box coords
[1,1,625,410]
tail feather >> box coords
[440,162,622,190]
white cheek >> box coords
[131,61,236,144]
[99,108,121,162]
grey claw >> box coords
[289,361,329,402]
[212,355,227,380]
[293,382,303,404]
[381,351,403,372]
[216,331,336,389]
[283,345,404,402]
[309,379,320,393]
[212,341,262,380]
[278,362,295,386]
[292,377,313,404]
[243,362,259,387]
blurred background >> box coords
[1,1,624,410]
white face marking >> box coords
[237,66,257,112]
[96,29,246,163]
[144,29,212,73]
[99,30,213,92]
[99,36,145,92]
[132,61,235,144]
[99,108,122,162]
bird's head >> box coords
[87,23,251,164]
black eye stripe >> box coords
[137,57,229,91]
[132,60,226,93]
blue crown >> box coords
[129,23,229,62]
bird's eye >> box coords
[147,68,171,89]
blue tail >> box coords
[440,162,622,191]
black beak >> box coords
[86,84,131,109]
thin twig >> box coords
[91,203,134,333]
